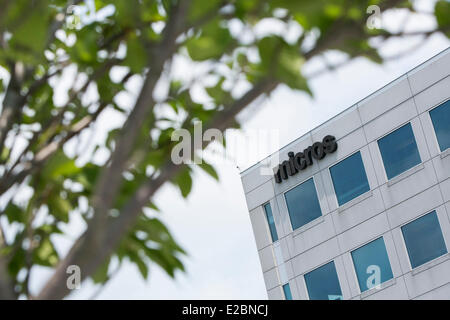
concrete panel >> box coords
[337,213,390,253]
[291,237,341,276]
[411,116,431,163]
[391,227,412,275]
[263,267,280,291]
[258,245,276,273]
[419,111,441,158]
[267,286,284,300]
[275,193,292,237]
[316,128,367,171]
[407,50,450,95]
[379,161,438,209]
[386,184,444,229]
[446,201,450,223]
[361,277,409,300]
[241,165,272,194]
[341,252,360,297]
[290,213,336,257]
[249,206,272,250]
[440,178,450,203]
[412,76,450,114]
[413,282,450,299]
[331,189,385,235]
[245,180,275,211]
[293,275,309,300]
[403,256,450,298]
[363,98,418,143]
[334,255,352,300]
[432,153,450,183]
[368,140,388,186]
[358,75,412,124]
[311,105,362,142]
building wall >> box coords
[241,48,450,300]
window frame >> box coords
[428,97,450,153]
[328,150,371,207]
[400,210,448,270]
[349,236,394,294]
[376,121,422,181]
[282,283,293,300]
[283,176,323,232]
[262,201,279,243]
[303,259,343,301]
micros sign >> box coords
[274,135,337,183]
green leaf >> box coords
[123,34,148,73]
[1,146,9,163]
[47,196,72,223]
[188,0,222,23]
[41,151,79,180]
[276,44,309,92]
[4,203,25,224]
[197,161,219,181]
[92,256,111,284]
[172,167,193,198]
[186,19,233,61]
[205,77,232,105]
[256,36,310,93]
[435,0,450,36]
[8,0,49,59]
[33,237,59,267]
[128,251,149,279]
[8,248,26,277]
[69,24,101,66]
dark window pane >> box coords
[377,123,421,179]
[402,211,447,269]
[330,151,370,206]
[430,100,450,152]
[304,261,343,300]
[351,237,393,292]
[283,283,293,300]
[263,203,278,242]
[284,178,322,230]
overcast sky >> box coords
[25,1,450,299]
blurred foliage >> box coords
[0,0,448,298]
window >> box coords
[401,211,447,269]
[377,123,421,180]
[330,151,370,206]
[284,178,322,230]
[430,100,450,152]
[282,283,293,300]
[351,237,393,292]
[304,261,343,300]
[263,203,278,242]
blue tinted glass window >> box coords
[402,211,447,269]
[430,100,450,152]
[304,261,342,300]
[377,123,421,180]
[351,237,393,292]
[284,178,322,230]
[283,283,292,300]
[330,152,370,206]
[263,203,278,242]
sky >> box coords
[22,1,450,299]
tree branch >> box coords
[36,0,193,300]
[35,76,277,300]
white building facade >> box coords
[240,47,450,300]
